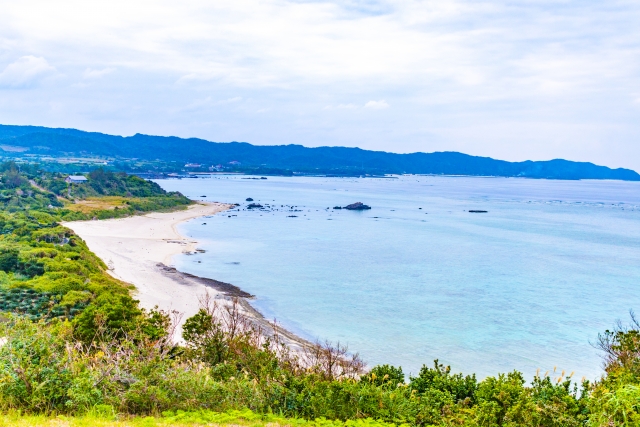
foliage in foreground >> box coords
[5,300,635,427]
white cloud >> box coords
[0,1,639,168]
[0,56,55,88]
[364,100,389,109]
[83,68,115,79]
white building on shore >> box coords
[65,175,88,184]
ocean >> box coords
[156,175,640,380]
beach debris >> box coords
[246,198,254,201]
[165,239,187,245]
[469,210,488,213]
[246,203,263,209]
[344,202,372,210]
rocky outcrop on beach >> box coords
[157,263,254,298]
[247,203,263,209]
[344,202,371,210]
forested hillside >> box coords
[0,161,190,327]
[1,124,638,180]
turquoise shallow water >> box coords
[156,175,640,380]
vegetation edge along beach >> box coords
[2,161,640,426]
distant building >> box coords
[184,163,202,168]
[209,164,225,172]
[65,175,88,184]
[228,160,241,166]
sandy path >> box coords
[62,202,232,325]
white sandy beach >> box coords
[62,203,233,327]
[63,202,309,349]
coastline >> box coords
[62,202,310,349]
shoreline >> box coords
[62,202,311,350]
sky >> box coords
[1,0,639,170]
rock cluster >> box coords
[344,202,371,210]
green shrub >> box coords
[410,360,477,403]
[0,317,75,412]
[72,293,143,342]
[361,365,405,388]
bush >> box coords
[361,365,405,388]
[0,317,76,412]
[410,360,477,403]
[72,293,143,342]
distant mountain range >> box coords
[0,124,638,180]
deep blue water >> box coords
[156,175,640,380]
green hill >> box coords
[1,124,638,180]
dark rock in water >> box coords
[288,215,298,217]
[246,197,254,201]
[469,210,488,213]
[333,206,342,209]
[260,177,267,180]
[344,202,371,210]
[200,195,207,197]
[247,203,263,209]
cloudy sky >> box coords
[1,0,639,169]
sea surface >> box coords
[156,175,640,380]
